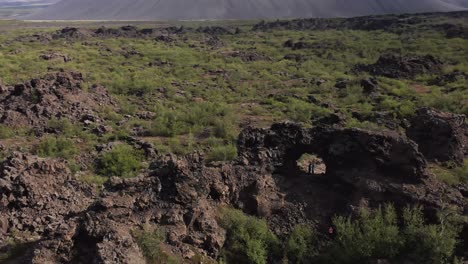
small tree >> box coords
[286,224,319,264]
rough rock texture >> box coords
[361,77,379,94]
[429,70,468,86]
[40,52,72,62]
[355,53,443,79]
[253,11,468,35]
[0,71,116,129]
[407,108,467,165]
[0,152,96,256]
[51,26,186,40]
[1,122,466,263]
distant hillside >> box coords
[0,0,57,19]
[25,0,468,20]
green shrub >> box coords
[286,224,319,264]
[47,118,74,135]
[97,144,144,178]
[324,205,462,264]
[133,227,179,264]
[328,205,403,263]
[207,144,238,162]
[78,174,108,186]
[213,119,238,140]
[401,206,462,264]
[0,124,15,139]
[218,207,280,264]
[35,136,77,159]
[430,160,468,185]
[452,160,468,184]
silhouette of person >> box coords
[308,162,315,175]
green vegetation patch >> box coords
[430,160,468,185]
[97,143,144,178]
[133,227,179,264]
[34,136,78,160]
[218,207,281,264]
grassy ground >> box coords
[0,15,466,171]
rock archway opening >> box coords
[273,146,329,181]
[296,153,327,176]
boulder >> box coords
[429,70,467,86]
[361,77,379,94]
[40,52,73,62]
[355,53,443,79]
[407,108,467,165]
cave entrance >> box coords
[296,153,327,176]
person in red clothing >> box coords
[328,225,335,239]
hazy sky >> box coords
[0,0,58,3]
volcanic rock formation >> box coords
[355,53,444,79]
[1,121,466,262]
[407,108,468,165]
[0,71,116,130]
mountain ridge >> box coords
[26,0,468,20]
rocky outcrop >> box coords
[53,27,94,39]
[0,152,95,248]
[253,11,468,35]
[238,123,426,179]
[40,52,73,62]
[51,26,188,41]
[429,70,468,86]
[407,108,467,165]
[435,23,468,39]
[0,71,116,130]
[355,53,443,79]
[1,122,466,263]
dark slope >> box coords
[26,0,468,20]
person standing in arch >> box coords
[308,162,315,175]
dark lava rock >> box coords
[355,53,443,79]
[53,27,94,39]
[283,39,294,48]
[227,51,270,62]
[127,136,158,159]
[0,152,96,237]
[283,39,312,50]
[435,23,468,39]
[1,122,466,263]
[196,26,232,35]
[155,35,176,43]
[284,54,308,62]
[312,113,346,127]
[40,52,72,62]
[292,41,312,50]
[0,71,116,129]
[361,77,379,94]
[253,12,468,37]
[407,108,467,165]
[429,70,467,86]
[335,79,350,89]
